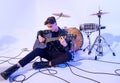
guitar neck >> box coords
[45,36,66,43]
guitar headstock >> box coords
[66,34,77,40]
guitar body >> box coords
[33,39,47,49]
[33,33,52,49]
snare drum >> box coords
[79,23,99,33]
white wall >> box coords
[0,0,120,51]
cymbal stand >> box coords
[88,10,116,60]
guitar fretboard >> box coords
[45,36,66,43]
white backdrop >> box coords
[0,1,120,83]
[0,0,120,51]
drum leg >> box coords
[88,35,116,60]
[83,32,92,52]
[83,44,91,51]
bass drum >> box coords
[65,27,83,52]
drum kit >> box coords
[52,11,115,60]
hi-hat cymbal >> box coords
[52,12,70,17]
[91,11,109,16]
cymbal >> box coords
[52,12,70,17]
[91,12,109,16]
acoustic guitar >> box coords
[33,34,77,49]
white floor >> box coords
[0,30,120,83]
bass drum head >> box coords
[65,27,83,52]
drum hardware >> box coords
[79,23,99,52]
[82,32,92,52]
[79,23,106,52]
[52,12,70,20]
[88,10,116,60]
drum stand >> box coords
[83,32,92,52]
[88,10,116,60]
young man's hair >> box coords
[44,16,56,25]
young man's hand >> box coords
[59,36,67,47]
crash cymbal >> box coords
[52,12,70,17]
[91,11,109,16]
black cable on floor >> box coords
[0,48,30,64]
[39,68,70,83]
[66,58,120,83]
[10,70,40,83]
[66,63,101,83]
[70,59,120,76]
[10,68,70,83]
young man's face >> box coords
[46,23,58,32]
